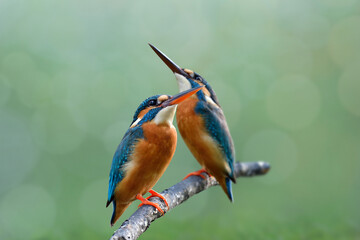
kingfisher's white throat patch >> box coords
[175,73,191,92]
[153,105,177,126]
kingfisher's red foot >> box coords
[145,189,169,209]
[136,194,164,215]
[183,169,210,180]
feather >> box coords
[107,126,144,205]
[194,98,236,182]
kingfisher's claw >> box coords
[136,194,164,215]
[183,169,210,180]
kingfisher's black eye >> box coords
[148,99,157,106]
[194,74,202,81]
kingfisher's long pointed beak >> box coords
[162,86,203,107]
[149,43,191,78]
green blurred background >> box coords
[1,0,360,239]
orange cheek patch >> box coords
[138,107,154,119]
[130,107,156,128]
[194,81,211,97]
[201,85,211,97]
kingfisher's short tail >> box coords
[110,201,131,226]
[218,177,234,202]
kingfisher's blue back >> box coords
[194,90,236,181]
[107,126,143,206]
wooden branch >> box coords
[109,161,270,240]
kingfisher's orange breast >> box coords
[176,96,230,180]
[114,122,177,204]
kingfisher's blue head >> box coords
[149,44,219,105]
[129,86,204,128]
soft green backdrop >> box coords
[1,0,359,239]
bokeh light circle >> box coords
[211,80,242,128]
[16,70,51,108]
[338,63,360,117]
[0,184,56,239]
[242,129,298,184]
[31,105,85,155]
[0,111,38,194]
[319,0,357,7]
[102,120,130,154]
[276,0,331,49]
[0,75,11,106]
[64,70,128,137]
[266,75,321,130]
[79,179,111,234]
[1,52,36,86]
[329,16,360,67]
[272,36,313,75]
[239,63,276,100]
[0,52,52,109]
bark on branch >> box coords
[109,161,270,240]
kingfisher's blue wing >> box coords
[195,101,236,181]
[107,126,144,205]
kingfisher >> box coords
[106,86,203,226]
[149,44,236,202]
